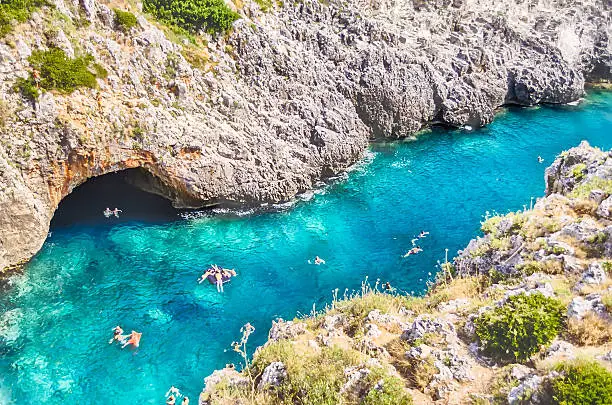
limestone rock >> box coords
[567,294,605,319]
[268,319,306,342]
[401,316,455,342]
[257,362,287,389]
[507,375,543,405]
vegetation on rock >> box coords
[0,0,45,37]
[549,361,612,405]
[113,8,138,32]
[142,0,240,34]
[15,48,106,100]
[474,293,565,362]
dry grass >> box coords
[566,313,612,346]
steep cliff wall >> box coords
[0,0,610,269]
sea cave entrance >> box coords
[50,168,188,229]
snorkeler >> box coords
[121,330,142,348]
[103,208,113,218]
[314,256,326,265]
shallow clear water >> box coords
[1,92,611,404]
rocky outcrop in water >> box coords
[198,142,612,404]
[0,0,610,269]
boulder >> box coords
[257,362,287,390]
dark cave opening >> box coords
[50,168,191,229]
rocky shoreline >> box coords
[0,0,610,269]
[197,142,612,404]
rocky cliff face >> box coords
[197,142,612,404]
[0,0,610,269]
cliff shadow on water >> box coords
[49,168,191,229]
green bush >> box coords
[0,0,46,37]
[550,361,612,405]
[113,8,138,32]
[571,163,587,181]
[362,368,413,405]
[474,293,565,362]
[14,76,39,100]
[16,48,106,100]
[143,0,240,34]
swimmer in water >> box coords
[411,238,419,246]
[538,156,544,163]
[314,256,326,265]
[103,208,113,218]
[403,246,423,257]
[166,395,176,405]
[214,270,224,293]
[198,268,213,284]
[165,386,181,399]
[182,397,189,405]
[112,208,122,218]
[108,325,129,344]
[418,230,429,238]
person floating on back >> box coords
[314,256,326,265]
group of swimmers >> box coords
[198,264,237,292]
[103,207,123,218]
[166,386,189,405]
[109,326,142,348]
[403,230,429,257]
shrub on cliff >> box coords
[474,292,565,362]
[548,361,612,405]
[16,48,106,100]
[0,0,45,37]
[143,0,240,34]
[113,9,138,32]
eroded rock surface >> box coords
[0,0,610,269]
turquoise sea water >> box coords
[0,92,611,404]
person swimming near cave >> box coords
[122,330,142,348]
[103,208,113,218]
[112,208,122,218]
[538,156,544,163]
[314,256,326,265]
[418,230,429,238]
